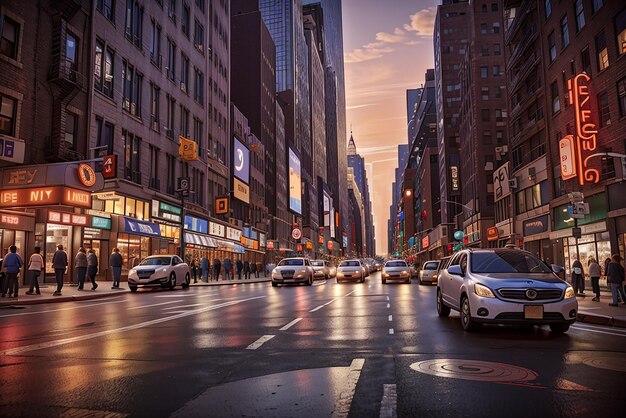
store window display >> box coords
[116,233,150,274]
[562,232,611,275]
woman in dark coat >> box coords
[243,260,250,280]
[606,254,626,306]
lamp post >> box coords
[176,177,190,260]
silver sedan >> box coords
[382,260,411,284]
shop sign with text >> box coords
[0,211,35,230]
[151,199,182,223]
[226,227,242,241]
[523,215,549,236]
[0,187,92,208]
[209,221,225,237]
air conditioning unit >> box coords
[509,177,518,189]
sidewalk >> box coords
[0,277,271,307]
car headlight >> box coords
[129,268,136,275]
[432,274,438,279]
[401,270,408,275]
[474,283,495,298]
[564,286,575,299]
[160,268,168,273]
[382,271,389,277]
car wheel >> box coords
[129,285,138,293]
[549,323,570,334]
[182,273,190,289]
[271,281,278,287]
[336,278,340,283]
[169,272,176,290]
[437,288,451,317]
[460,296,480,332]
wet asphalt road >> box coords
[1,272,625,417]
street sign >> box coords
[102,155,117,179]
[292,228,302,240]
[572,227,582,239]
[177,177,190,193]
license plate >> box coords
[284,278,294,282]
[524,305,543,319]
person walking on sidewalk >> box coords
[26,246,43,295]
[250,260,257,278]
[110,248,123,289]
[200,257,209,282]
[2,245,23,298]
[606,254,626,307]
[212,258,221,281]
[243,260,250,280]
[223,258,232,280]
[571,258,584,296]
[87,249,98,291]
[75,247,88,290]
[588,257,601,302]
[52,244,67,296]
[236,258,243,280]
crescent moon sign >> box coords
[235,148,244,171]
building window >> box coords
[194,68,203,104]
[618,77,626,118]
[194,19,204,52]
[616,8,626,56]
[168,0,176,22]
[575,0,585,32]
[592,0,603,14]
[480,23,487,34]
[196,0,205,12]
[122,60,142,118]
[123,130,141,183]
[167,153,176,194]
[95,117,114,155]
[551,81,560,114]
[182,3,190,37]
[491,3,498,12]
[495,109,505,122]
[512,147,523,170]
[598,91,610,127]
[150,82,160,130]
[481,86,489,100]
[560,15,569,49]
[193,116,203,153]
[480,66,488,78]
[545,0,552,19]
[492,22,500,34]
[601,151,616,181]
[0,94,17,136]
[94,40,114,98]
[65,32,78,72]
[492,65,501,76]
[150,19,161,67]
[494,85,502,98]
[149,145,160,190]
[548,31,557,62]
[481,45,489,56]
[596,30,609,71]
[581,46,592,76]
[180,53,189,93]
[125,0,144,49]
[64,112,77,150]
[96,0,115,22]
[494,43,501,55]
[167,39,176,80]
[515,181,548,214]
[179,106,189,137]
[166,94,175,139]
[0,15,19,60]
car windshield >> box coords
[424,262,439,270]
[311,261,324,266]
[386,261,407,267]
[278,259,304,266]
[139,257,171,266]
[339,260,361,267]
[471,251,553,274]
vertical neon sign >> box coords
[566,73,600,185]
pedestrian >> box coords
[213,258,221,281]
[606,254,626,307]
[255,262,262,278]
[571,258,584,296]
[1,245,23,298]
[52,244,68,296]
[191,259,198,283]
[588,257,601,302]
[265,262,271,277]
[110,247,123,289]
[250,260,257,278]
[243,260,250,280]
[236,258,243,280]
[0,248,8,297]
[75,247,88,290]
[200,256,209,282]
[87,249,98,291]
[604,257,611,278]
[223,257,232,280]
[26,246,44,295]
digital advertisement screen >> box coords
[288,147,302,214]
[233,138,250,184]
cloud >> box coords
[346,103,376,110]
[344,45,394,63]
[403,7,437,36]
[375,28,408,44]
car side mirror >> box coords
[551,264,564,273]
[448,265,464,276]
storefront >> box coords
[151,199,182,255]
[116,216,161,274]
[0,211,34,284]
[522,214,551,263]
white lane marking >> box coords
[388,315,393,322]
[309,305,324,312]
[389,328,394,335]
[324,298,336,306]
[379,384,397,418]
[571,325,626,337]
[386,296,390,301]
[155,293,200,298]
[387,303,390,308]
[162,303,204,310]
[0,297,127,318]
[2,296,266,356]
[127,300,181,310]
[246,335,275,350]
[279,317,302,331]
[313,280,327,286]
[344,290,357,297]
[335,358,365,418]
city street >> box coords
[1,273,625,417]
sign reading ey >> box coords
[0,187,92,208]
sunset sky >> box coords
[342,0,438,255]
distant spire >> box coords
[348,131,357,156]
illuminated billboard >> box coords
[288,147,302,214]
[233,138,250,184]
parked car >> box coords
[436,248,577,333]
[374,259,383,271]
[271,257,315,287]
[419,260,441,285]
[336,259,366,283]
[382,260,411,284]
[127,255,191,292]
[311,259,330,279]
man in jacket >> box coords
[235,258,243,280]
[87,249,98,291]
[243,260,250,280]
[588,257,601,302]
[571,258,584,296]
[607,254,626,307]
[212,258,221,281]
[52,244,68,296]
[223,258,232,280]
[110,248,123,289]
[75,247,88,290]
[200,257,209,282]
[1,245,23,298]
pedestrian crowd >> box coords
[570,254,626,307]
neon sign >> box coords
[562,73,600,185]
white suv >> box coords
[436,249,577,333]
[271,257,315,286]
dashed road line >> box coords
[279,317,302,331]
[344,290,357,297]
[127,300,181,310]
[309,298,337,312]
[246,335,275,350]
[335,358,365,418]
[379,384,397,418]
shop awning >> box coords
[214,238,245,254]
[185,232,217,248]
[122,217,162,237]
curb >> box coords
[0,290,128,306]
